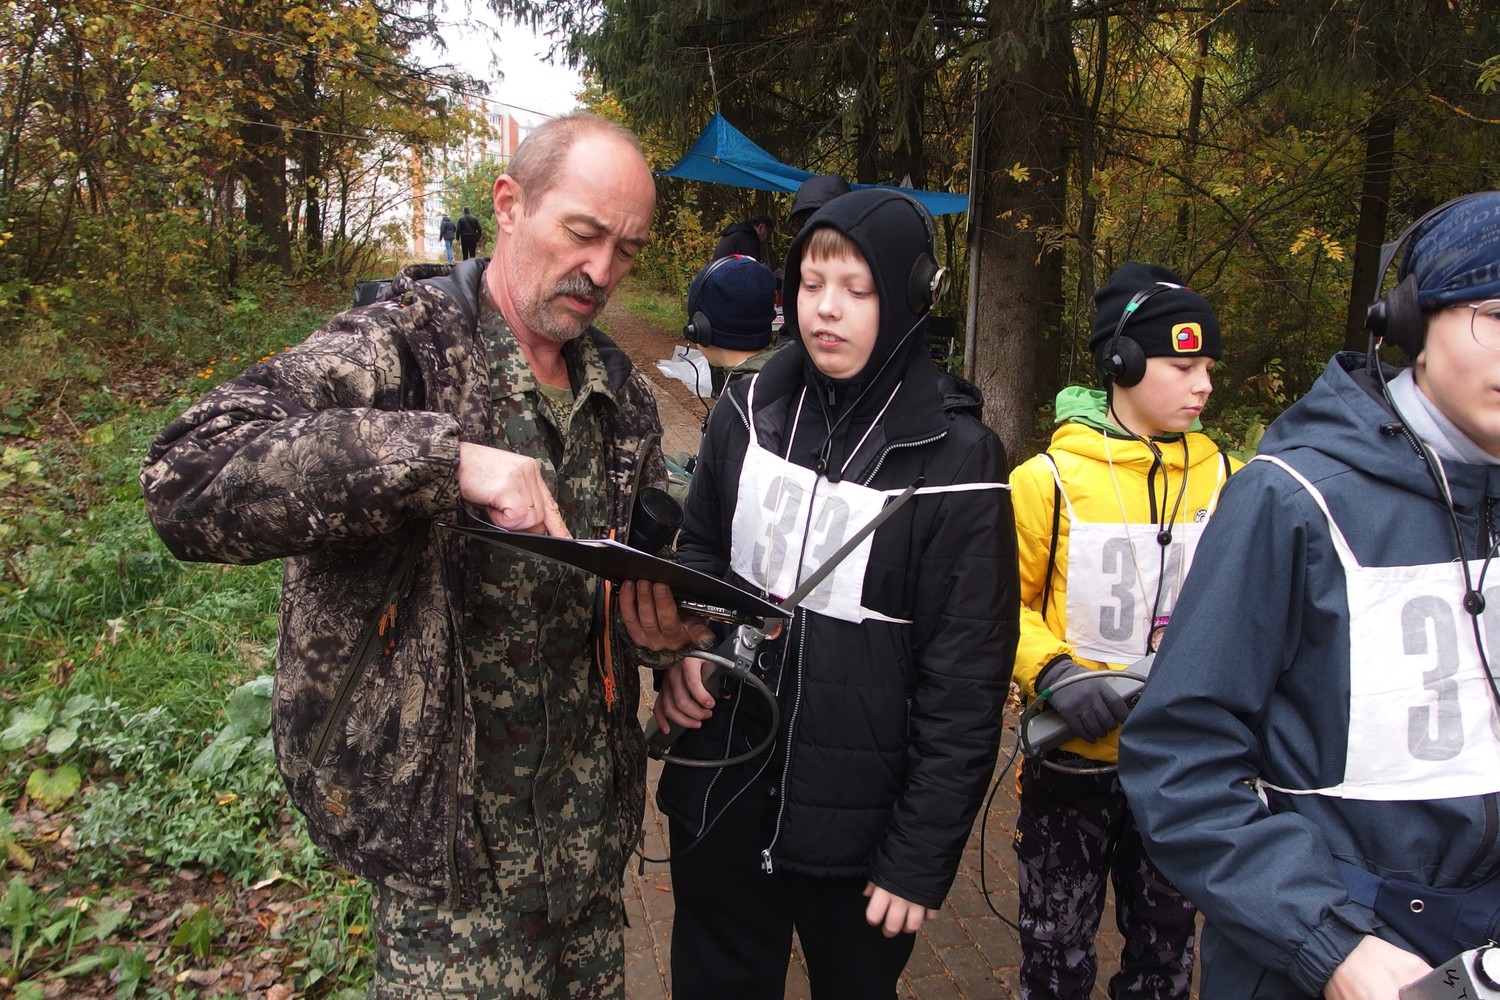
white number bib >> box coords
[1048,458,1214,664]
[727,378,1006,625]
[1256,456,1500,801]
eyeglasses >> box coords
[1462,300,1500,351]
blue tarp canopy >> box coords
[659,112,969,217]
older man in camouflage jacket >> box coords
[141,113,710,999]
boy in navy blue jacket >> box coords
[1120,192,1500,1000]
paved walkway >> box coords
[618,378,1192,999]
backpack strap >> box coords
[1039,452,1063,623]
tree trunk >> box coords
[855,37,882,185]
[890,9,927,189]
[968,0,1070,461]
[1075,12,1109,308]
[1172,15,1210,262]
[1343,104,1400,351]
[240,115,293,274]
[301,51,323,262]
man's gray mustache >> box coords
[553,274,607,307]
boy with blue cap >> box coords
[681,254,783,396]
[1120,191,1500,999]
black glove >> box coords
[1039,658,1131,742]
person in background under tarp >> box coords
[785,174,851,240]
[1120,191,1500,999]
[712,213,771,261]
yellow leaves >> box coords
[6,840,36,870]
[0,446,43,490]
[1290,226,1346,262]
[1006,161,1031,184]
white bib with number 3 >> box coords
[1256,456,1500,801]
[1049,456,1214,664]
[727,378,1005,625]
[731,443,896,623]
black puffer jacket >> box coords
[658,190,1019,908]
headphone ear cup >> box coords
[683,310,714,347]
[1102,336,1147,388]
[907,255,949,313]
[1367,273,1424,359]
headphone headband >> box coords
[1100,281,1182,388]
[684,254,752,347]
[1364,193,1496,358]
[891,191,950,312]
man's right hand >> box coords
[457,442,570,536]
[652,656,718,736]
[1323,935,1431,1000]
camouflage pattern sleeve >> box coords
[140,300,464,565]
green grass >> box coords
[614,276,683,330]
[0,282,374,997]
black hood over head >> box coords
[759,188,949,481]
[782,189,938,392]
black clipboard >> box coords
[443,523,786,624]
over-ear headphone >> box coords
[683,254,742,347]
[1099,282,1182,388]
[894,192,951,314]
[1365,193,1497,359]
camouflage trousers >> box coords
[1013,757,1196,1000]
[368,877,624,1000]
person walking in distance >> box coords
[456,205,482,260]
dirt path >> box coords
[597,297,710,457]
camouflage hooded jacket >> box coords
[140,259,667,906]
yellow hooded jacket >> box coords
[1009,387,1241,762]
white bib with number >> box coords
[1255,456,1500,801]
[1052,456,1217,664]
[727,379,1006,624]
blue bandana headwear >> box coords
[1400,191,1500,310]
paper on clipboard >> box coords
[443,522,786,624]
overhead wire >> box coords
[114,0,565,122]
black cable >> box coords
[675,346,714,429]
[634,737,779,868]
[1015,669,1152,774]
[1145,436,1192,652]
[1104,401,1189,657]
[1372,353,1500,717]
[654,654,781,769]
[977,731,1025,932]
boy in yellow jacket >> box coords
[1008,262,1239,999]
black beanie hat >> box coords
[789,174,852,219]
[685,255,777,351]
[1088,262,1222,362]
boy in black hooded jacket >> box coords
[651,189,1020,998]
